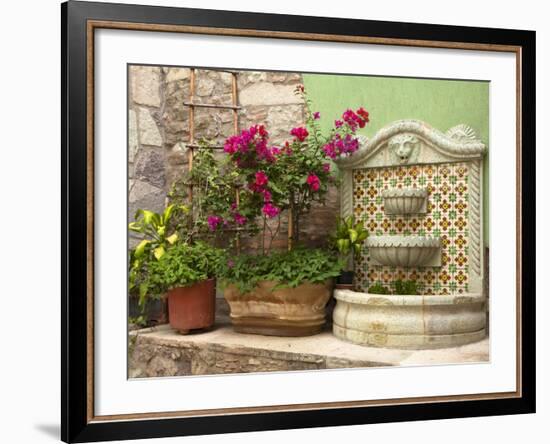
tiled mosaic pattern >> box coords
[353,163,470,295]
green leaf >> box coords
[162,204,176,225]
[153,245,166,260]
[138,283,148,308]
[165,233,178,245]
[348,229,358,243]
[134,239,150,258]
[137,209,156,225]
[128,222,143,233]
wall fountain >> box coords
[333,120,487,349]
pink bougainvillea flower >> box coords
[334,119,344,128]
[207,215,223,231]
[306,174,321,192]
[262,203,280,218]
[322,141,337,159]
[223,124,273,162]
[227,259,235,268]
[290,126,309,142]
[322,134,360,159]
[271,146,282,156]
[234,213,247,225]
[261,189,272,202]
[313,111,321,120]
[255,171,268,187]
[322,163,331,173]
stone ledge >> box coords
[129,323,489,378]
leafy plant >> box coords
[367,283,390,294]
[393,280,421,295]
[143,242,224,297]
[220,248,344,294]
[129,315,147,328]
[128,204,190,308]
[332,216,368,269]
[129,204,188,261]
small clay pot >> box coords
[167,279,216,334]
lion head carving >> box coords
[388,134,420,164]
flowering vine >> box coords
[176,85,370,255]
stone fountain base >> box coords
[333,290,487,349]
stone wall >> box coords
[128,65,339,249]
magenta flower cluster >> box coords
[290,126,309,142]
[207,215,223,231]
[322,134,360,159]
[322,107,370,159]
[223,124,277,163]
[306,174,320,191]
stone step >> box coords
[129,322,489,378]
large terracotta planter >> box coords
[167,279,216,334]
[223,280,333,337]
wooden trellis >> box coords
[185,68,243,251]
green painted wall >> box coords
[302,73,489,245]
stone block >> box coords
[164,67,190,82]
[128,179,165,221]
[131,66,161,107]
[134,147,165,188]
[239,83,303,106]
[138,107,162,146]
[128,324,489,377]
[128,109,138,163]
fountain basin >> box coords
[333,289,487,349]
[366,235,441,267]
[382,187,427,214]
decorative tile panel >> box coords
[353,162,470,295]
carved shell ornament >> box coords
[445,124,480,142]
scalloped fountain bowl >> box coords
[366,235,441,267]
[382,187,427,214]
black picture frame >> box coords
[61,1,536,442]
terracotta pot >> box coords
[223,280,333,337]
[167,279,216,334]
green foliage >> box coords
[393,280,421,295]
[129,315,147,328]
[129,204,188,260]
[220,248,344,294]
[144,242,224,296]
[367,283,390,294]
[368,280,420,295]
[128,204,189,307]
[332,216,368,259]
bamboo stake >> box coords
[235,188,241,254]
[287,205,293,251]
[231,72,241,254]
[188,68,196,202]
